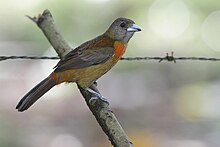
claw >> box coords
[85,88,109,105]
[89,96,109,105]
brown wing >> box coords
[54,38,114,72]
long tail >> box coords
[16,77,56,112]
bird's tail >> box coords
[16,77,56,112]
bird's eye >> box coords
[120,22,126,28]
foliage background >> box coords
[1,0,220,146]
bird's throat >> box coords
[113,41,127,59]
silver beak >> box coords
[127,24,141,32]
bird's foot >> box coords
[89,96,109,105]
[85,88,109,105]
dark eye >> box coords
[120,22,126,27]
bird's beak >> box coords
[127,24,141,32]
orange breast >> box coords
[113,41,127,59]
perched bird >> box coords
[16,18,141,112]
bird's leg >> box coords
[85,83,109,104]
[86,88,108,102]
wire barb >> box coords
[159,51,176,63]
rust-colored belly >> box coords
[56,57,118,88]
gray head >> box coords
[106,17,141,43]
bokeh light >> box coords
[50,134,83,147]
[202,11,220,52]
[148,0,190,38]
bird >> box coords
[16,17,141,112]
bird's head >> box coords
[106,17,141,43]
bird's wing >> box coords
[54,46,114,72]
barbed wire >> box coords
[1,54,220,62]
[0,56,59,61]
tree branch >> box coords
[26,10,71,58]
[28,9,132,147]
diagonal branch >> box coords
[28,9,132,147]
[26,10,72,58]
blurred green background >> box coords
[1,0,220,147]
